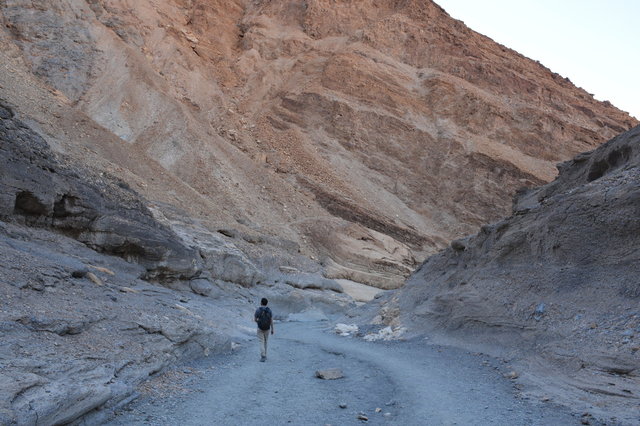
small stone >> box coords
[357,413,368,421]
[375,407,382,413]
[86,272,103,286]
[451,239,466,251]
[383,412,392,418]
[315,368,344,380]
[71,269,88,278]
[541,396,551,402]
[505,371,519,379]
[189,278,213,296]
[339,403,347,409]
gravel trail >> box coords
[107,321,580,425]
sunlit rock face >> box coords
[1,0,636,287]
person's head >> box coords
[261,298,268,306]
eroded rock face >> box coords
[0,0,636,286]
[0,221,241,425]
[0,103,199,281]
[372,125,640,422]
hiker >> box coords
[254,298,274,362]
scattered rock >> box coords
[17,316,92,336]
[533,302,545,320]
[451,239,466,251]
[89,265,115,275]
[278,266,299,274]
[357,413,368,421]
[505,371,519,380]
[72,269,88,278]
[216,228,236,238]
[86,272,103,286]
[190,278,213,296]
[339,403,347,409]
[363,326,406,341]
[315,368,344,380]
[581,412,593,425]
[334,323,358,336]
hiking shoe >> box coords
[260,356,266,362]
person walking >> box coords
[254,298,274,362]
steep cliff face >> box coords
[0,0,636,287]
[365,125,640,422]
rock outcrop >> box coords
[0,102,199,281]
[1,0,636,287]
[368,125,640,422]
[0,219,237,425]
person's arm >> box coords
[271,312,276,334]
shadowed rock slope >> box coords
[366,125,640,423]
[1,0,636,287]
[0,103,351,424]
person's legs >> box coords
[257,329,269,360]
[263,329,269,358]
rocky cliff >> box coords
[1,0,636,288]
[363,125,640,423]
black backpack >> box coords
[256,307,272,331]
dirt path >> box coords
[106,321,580,425]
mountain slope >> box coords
[0,0,636,287]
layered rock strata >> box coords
[1,0,636,287]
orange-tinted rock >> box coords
[0,1,636,286]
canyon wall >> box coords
[1,0,636,288]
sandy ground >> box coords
[105,321,583,425]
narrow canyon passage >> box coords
[107,322,579,425]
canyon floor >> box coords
[105,321,583,426]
